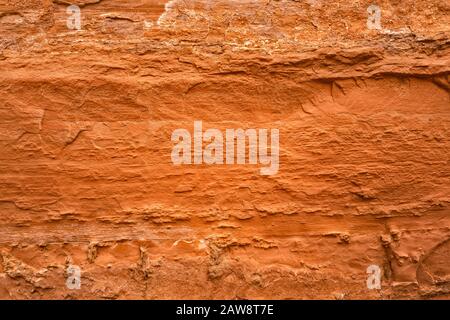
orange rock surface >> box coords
[0,0,449,299]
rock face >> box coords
[0,0,449,299]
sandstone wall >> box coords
[0,0,449,299]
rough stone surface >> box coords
[0,0,449,299]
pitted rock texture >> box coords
[0,0,449,299]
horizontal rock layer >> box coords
[0,0,449,299]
